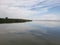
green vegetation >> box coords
[0,17,32,23]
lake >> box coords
[0,21,60,45]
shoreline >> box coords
[0,18,32,23]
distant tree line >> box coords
[0,17,32,23]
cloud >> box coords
[0,0,44,7]
[0,6,39,19]
[40,14,59,20]
[31,0,60,10]
[0,0,60,19]
[32,14,60,20]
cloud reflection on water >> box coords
[31,21,60,28]
[0,21,60,45]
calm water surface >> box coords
[0,21,60,45]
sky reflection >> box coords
[0,21,60,45]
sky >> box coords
[0,0,60,20]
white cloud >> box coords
[0,0,44,7]
[0,0,60,19]
[0,6,38,19]
[40,14,58,20]
[32,14,60,20]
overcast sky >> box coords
[0,0,60,20]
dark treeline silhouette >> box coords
[0,17,32,23]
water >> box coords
[0,21,60,45]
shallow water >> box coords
[0,21,60,45]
